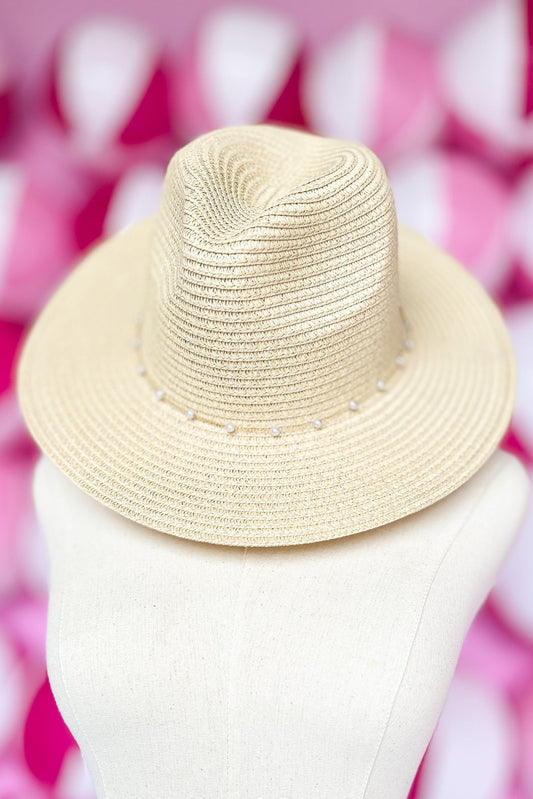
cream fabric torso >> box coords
[34,449,528,799]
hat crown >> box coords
[142,125,405,430]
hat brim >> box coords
[16,216,515,546]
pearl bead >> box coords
[377,380,386,391]
[186,408,196,420]
[271,426,280,436]
[405,339,414,350]
[225,423,235,433]
[132,337,141,348]
[404,319,413,330]
[395,355,405,367]
[349,400,358,411]
[313,418,323,429]
[134,313,143,324]
[155,389,165,400]
[137,364,147,376]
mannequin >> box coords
[34,447,528,799]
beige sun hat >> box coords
[16,124,515,547]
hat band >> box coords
[131,310,414,436]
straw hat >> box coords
[16,124,515,547]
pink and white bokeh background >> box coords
[1,0,533,795]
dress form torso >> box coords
[34,449,529,799]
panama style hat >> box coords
[16,124,515,547]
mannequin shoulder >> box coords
[33,454,74,509]
[32,454,102,532]
[470,448,530,504]
[443,448,530,553]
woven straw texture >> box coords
[16,124,515,546]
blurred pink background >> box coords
[2,0,486,63]
[1,0,533,797]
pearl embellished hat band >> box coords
[16,124,516,547]
[132,309,415,435]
